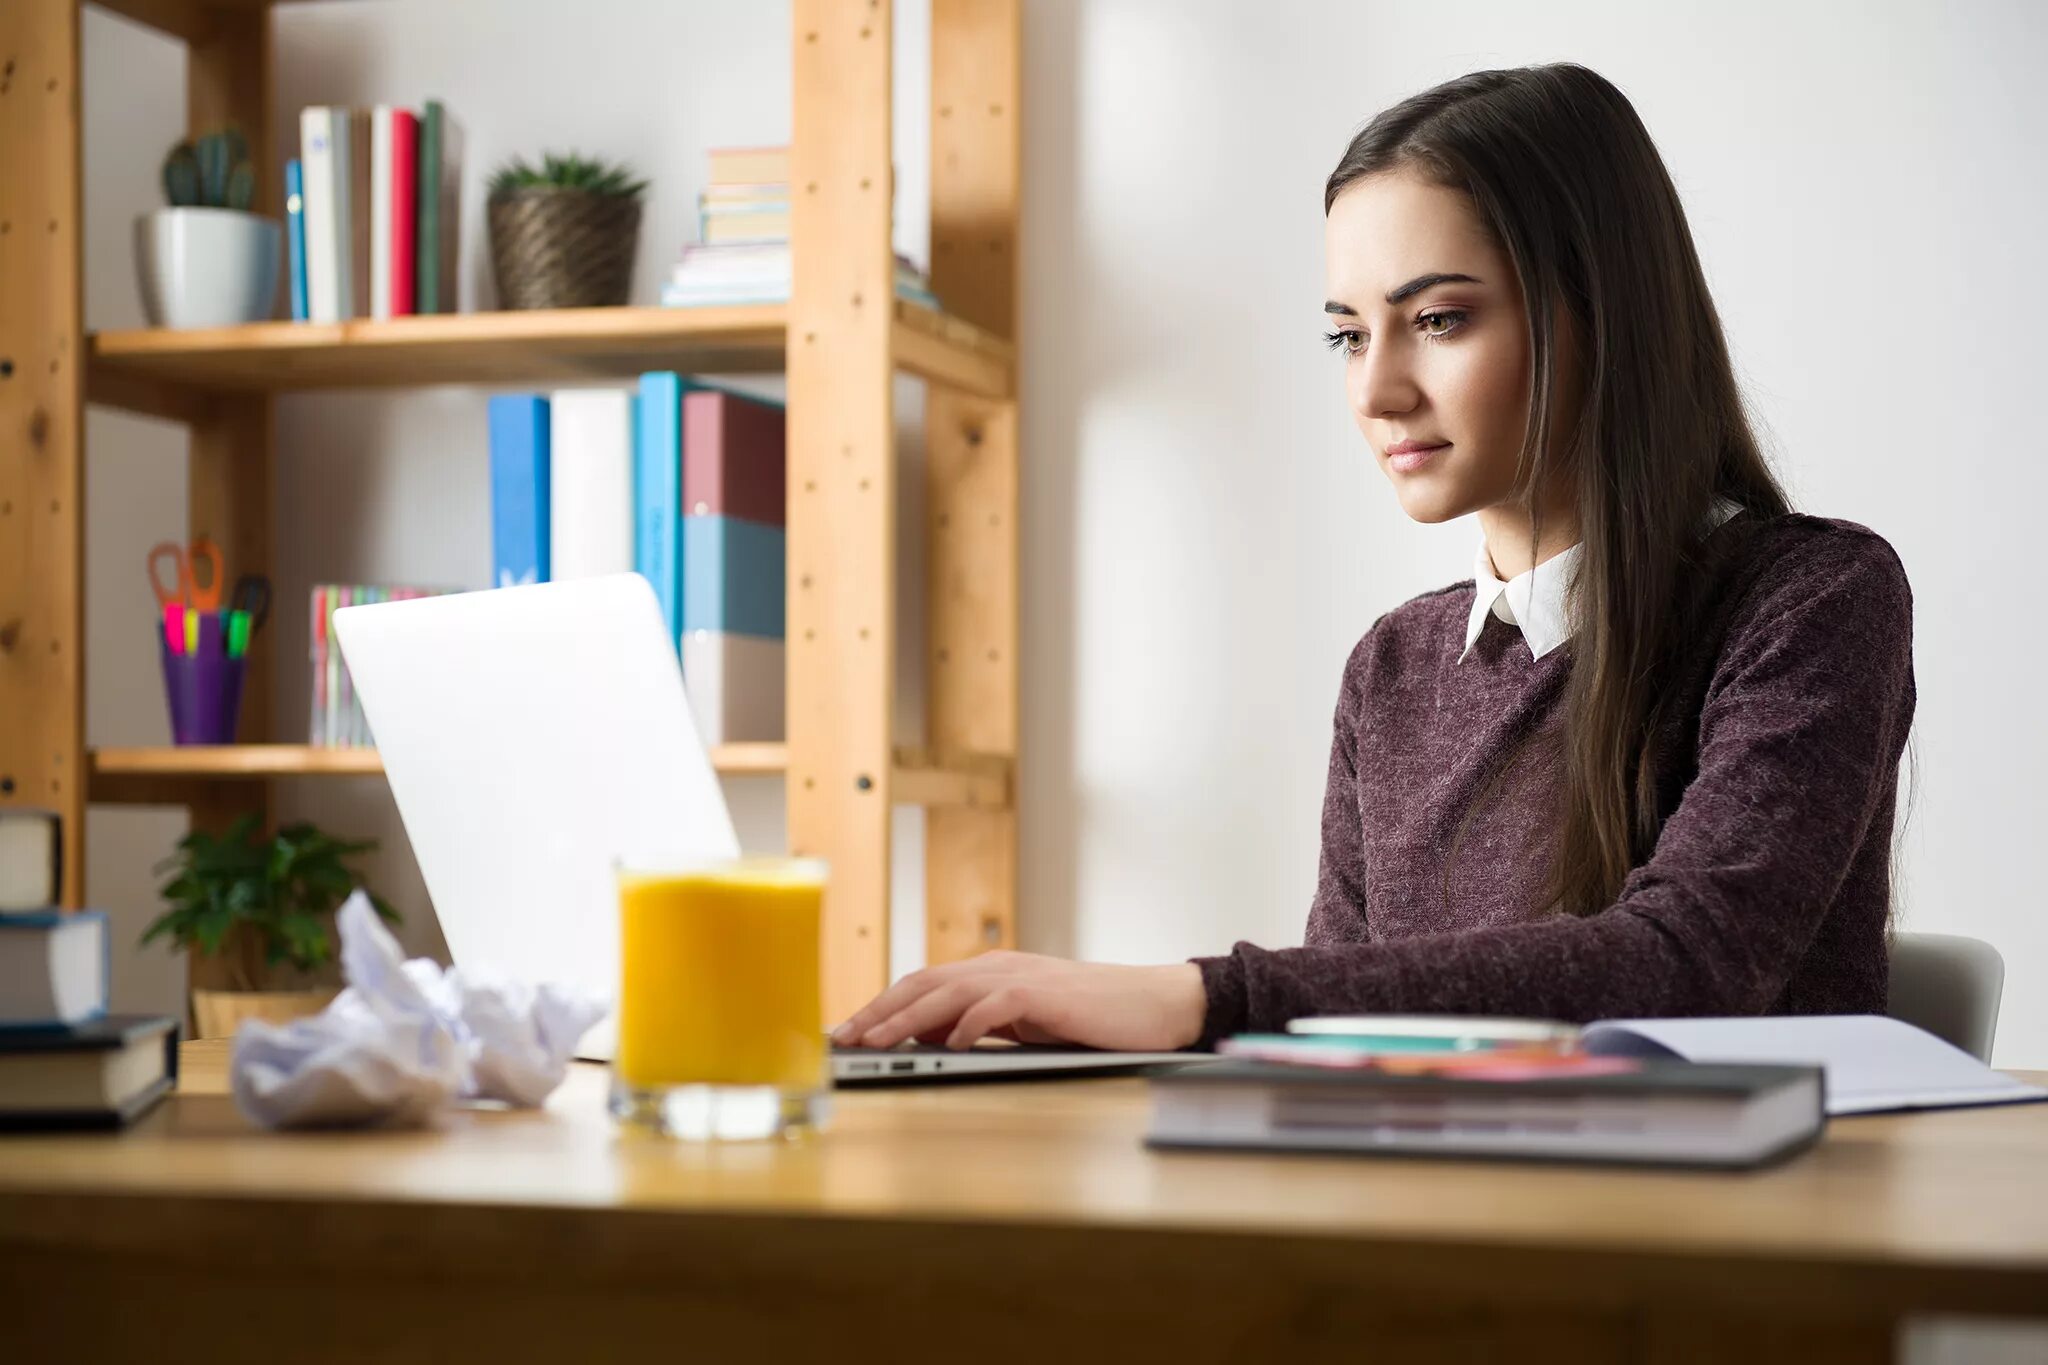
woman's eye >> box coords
[1417,309,1469,340]
[1323,310,1467,356]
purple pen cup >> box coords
[159,634,246,745]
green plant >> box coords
[142,815,398,977]
[162,127,256,211]
[487,151,647,202]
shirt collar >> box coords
[1460,497,1743,664]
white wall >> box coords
[82,1,2048,1067]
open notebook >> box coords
[1574,1015,2046,1117]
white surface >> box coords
[79,3,2048,1068]
[548,389,637,582]
[1582,1015,2048,1116]
[298,106,346,322]
[332,574,741,1059]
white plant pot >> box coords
[133,206,282,329]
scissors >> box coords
[147,537,225,612]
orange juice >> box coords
[614,858,826,1091]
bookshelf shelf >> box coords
[86,301,1013,421]
[86,743,1012,810]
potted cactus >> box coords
[486,151,648,309]
[134,126,282,328]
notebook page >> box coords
[1578,1014,2048,1116]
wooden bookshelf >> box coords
[87,300,1014,421]
[85,743,1012,808]
[3,0,1022,1023]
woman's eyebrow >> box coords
[1325,272,1485,315]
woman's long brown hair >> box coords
[1325,63,1800,919]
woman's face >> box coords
[1323,169,1569,526]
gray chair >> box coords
[1887,931,2006,1062]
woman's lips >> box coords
[1388,442,1449,473]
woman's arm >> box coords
[1190,529,1916,1047]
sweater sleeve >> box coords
[1188,530,1915,1047]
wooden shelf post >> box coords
[925,0,1021,965]
[790,0,899,1023]
[182,5,277,996]
[0,0,87,906]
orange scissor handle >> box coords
[145,536,225,611]
[183,536,224,611]
[146,541,189,609]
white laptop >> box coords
[333,573,1207,1082]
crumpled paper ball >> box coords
[228,889,607,1129]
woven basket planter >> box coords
[488,187,642,310]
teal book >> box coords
[635,372,696,644]
[682,515,785,639]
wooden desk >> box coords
[2,1042,2045,1364]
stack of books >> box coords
[487,377,787,745]
[660,144,939,310]
[290,101,463,323]
[0,809,178,1132]
[310,585,448,746]
[1148,1013,2048,1170]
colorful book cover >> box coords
[372,106,418,318]
[414,100,462,314]
[681,388,786,525]
[348,108,372,320]
[681,515,785,640]
[487,395,551,587]
[285,158,308,322]
[635,372,692,645]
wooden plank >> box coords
[87,744,791,801]
[891,747,1011,810]
[788,0,897,1024]
[87,0,274,48]
[0,0,87,907]
[891,300,1012,398]
[89,305,790,402]
[182,6,273,1000]
[924,0,1020,964]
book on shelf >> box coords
[311,585,448,746]
[285,158,309,322]
[663,143,938,310]
[707,145,790,187]
[0,808,61,913]
[415,99,462,314]
[0,1014,178,1132]
[370,105,419,319]
[0,908,107,1029]
[487,394,551,588]
[485,377,789,743]
[348,107,372,319]
[298,107,350,323]
[291,100,457,322]
[636,372,701,645]
[549,389,637,583]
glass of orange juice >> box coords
[609,854,830,1140]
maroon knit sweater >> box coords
[1191,512,1916,1048]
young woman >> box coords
[831,62,1916,1054]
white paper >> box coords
[1580,1014,2048,1116]
[229,890,607,1129]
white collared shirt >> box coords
[1460,497,1744,663]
